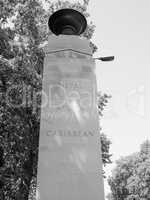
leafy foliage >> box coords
[0,0,112,199]
[108,141,150,200]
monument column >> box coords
[37,9,105,200]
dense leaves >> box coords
[0,0,112,199]
[108,140,150,200]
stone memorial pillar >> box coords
[37,9,105,200]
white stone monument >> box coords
[37,9,105,200]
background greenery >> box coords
[107,140,150,200]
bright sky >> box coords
[87,0,150,196]
[43,0,150,197]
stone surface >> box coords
[37,35,105,200]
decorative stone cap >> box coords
[44,35,92,56]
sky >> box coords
[87,0,150,195]
[43,0,150,197]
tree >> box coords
[0,0,112,199]
[108,140,150,200]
